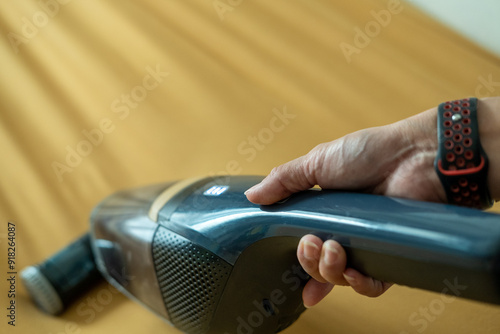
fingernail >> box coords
[343,272,356,285]
[244,184,260,195]
[323,242,338,265]
[302,240,319,260]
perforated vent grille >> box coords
[152,226,232,334]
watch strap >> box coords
[434,97,493,209]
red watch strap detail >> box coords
[437,156,485,176]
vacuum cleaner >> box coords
[21,175,500,334]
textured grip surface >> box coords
[152,226,232,334]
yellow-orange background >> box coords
[1,1,500,333]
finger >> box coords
[318,239,350,286]
[245,154,318,205]
[297,235,327,283]
[245,132,385,205]
[302,278,334,308]
[343,268,393,297]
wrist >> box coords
[391,106,446,203]
[429,97,499,206]
[478,97,500,201]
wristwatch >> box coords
[434,97,493,209]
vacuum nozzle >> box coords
[21,265,64,315]
[21,234,102,315]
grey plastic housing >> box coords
[90,175,500,334]
[90,182,172,320]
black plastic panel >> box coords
[152,226,232,334]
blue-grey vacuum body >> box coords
[21,176,500,334]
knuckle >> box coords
[299,257,318,273]
[355,280,384,298]
[318,265,343,286]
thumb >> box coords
[245,155,318,205]
[302,279,334,308]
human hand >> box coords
[245,107,446,307]
[246,98,500,307]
